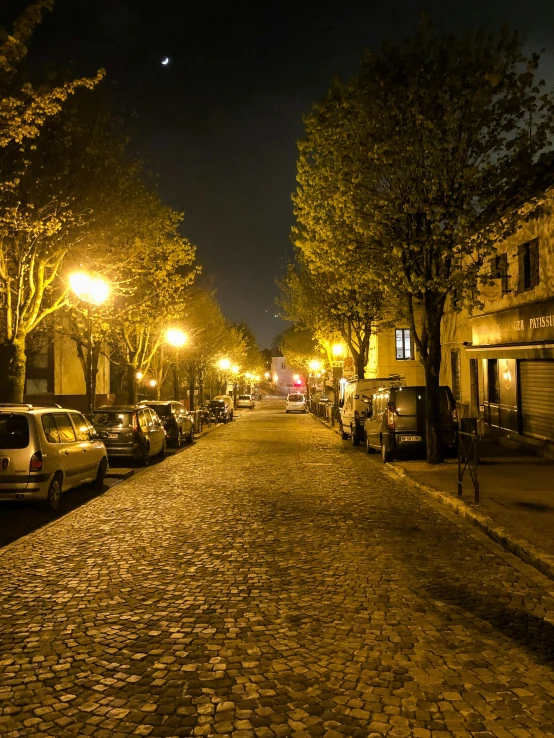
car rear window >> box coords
[395,389,418,416]
[287,395,304,402]
[93,412,132,427]
[146,404,170,417]
[239,396,250,400]
[0,414,30,449]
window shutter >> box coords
[529,239,540,288]
[517,244,526,293]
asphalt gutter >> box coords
[311,413,554,584]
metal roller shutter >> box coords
[519,360,554,441]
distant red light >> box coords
[294,379,302,386]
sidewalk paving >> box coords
[315,414,554,582]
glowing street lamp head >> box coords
[332,343,346,357]
[166,328,187,348]
[293,374,300,381]
[309,359,322,371]
[70,272,109,306]
[231,365,239,374]
[218,358,231,371]
[273,373,278,382]
[264,372,270,379]
[149,379,157,388]
[136,371,143,381]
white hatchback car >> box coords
[0,404,108,511]
[285,394,307,413]
[237,394,255,409]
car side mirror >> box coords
[90,430,100,440]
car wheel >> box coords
[381,438,394,463]
[175,430,182,448]
[340,423,349,440]
[45,473,63,512]
[92,458,108,489]
[188,426,195,443]
[140,443,150,467]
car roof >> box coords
[95,405,142,412]
[142,400,178,406]
[0,403,72,415]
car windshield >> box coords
[0,413,30,449]
[146,404,170,417]
[288,395,304,402]
[92,412,132,427]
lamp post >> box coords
[307,360,322,403]
[331,343,346,426]
[166,328,188,402]
[70,272,110,417]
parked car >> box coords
[339,376,405,446]
[213,395,234,419]
[285,393,307,413]
[207,399,232,423]
[142,401,194,447]
[363,385,458,462]
[0,403,108,511]
[92,405,166,465]
[237,394,255,409]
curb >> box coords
[310,412,554,584]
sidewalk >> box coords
[316,414,554,581]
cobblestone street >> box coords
[2,399,554,738]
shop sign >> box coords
[471,297,554,346]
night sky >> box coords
[4,0,554,348]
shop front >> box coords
[467,297,554,450]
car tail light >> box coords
[29,451,43,472]
[132,413,138,432]
[387,403,395,430]
[452,407,458,423]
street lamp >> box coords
[69,272,110,417]
[166,328,188,401]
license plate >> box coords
[399,435,421,443]
[108,434,118,439]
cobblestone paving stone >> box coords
[2,399,554,738]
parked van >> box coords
[363,385,458,462]
[339,376,405,446]
[213,395,234,420]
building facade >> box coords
[440,186,554,455]
[24,334,111,412]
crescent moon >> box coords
[162,57,170,66]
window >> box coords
[487,359,500,404]
[138,410,149,430]
[53,413,77,443]
[42,413,60,444]
[490,252,509,295]
[281,362,285,370]
[518,239,539,292]
[450,351,461,403]
[0,414,29,449]
[395,329,413,360]
[70,413,91,442]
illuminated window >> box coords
[395,329,413,360]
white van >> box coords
[213,395,234,419]
[339,376,405,445]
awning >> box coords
[466,343,554,360]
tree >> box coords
[278,258,385,378]
[293,26,554,462]
[274,326,324,378]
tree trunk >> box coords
[127,363,138,405]
[189,366,196,412]
[423,318,443,464]
[355,351,366,379]
[0,339,27,403]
